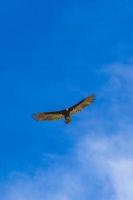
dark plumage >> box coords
[33,94,95,124]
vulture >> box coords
[33,94,95,124]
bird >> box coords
[32,94,95,124]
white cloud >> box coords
[1,64,133,200]
[77,133,133,200]
[109,159,133,200]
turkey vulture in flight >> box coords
[33,94,95,124]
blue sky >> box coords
[0,0,133,199]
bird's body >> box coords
[63,109,71,124]
[33,94,95,124]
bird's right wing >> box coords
[69,94,95,115]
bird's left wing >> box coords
[69,94,95,115]
[32,110,64,121]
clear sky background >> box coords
[0,0,133,199]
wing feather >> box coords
[69,94,95,115]
[32,111,64,121]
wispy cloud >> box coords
[1,64,133,200]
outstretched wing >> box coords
[32,111,64,121]
[69,94,95,115]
